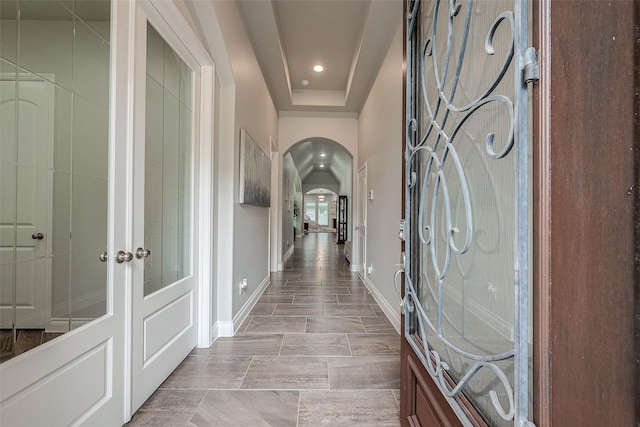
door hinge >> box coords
[522,47,539,84]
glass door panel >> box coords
[143,24,192,296]
[404,0,532,425]
[317,202,329,226]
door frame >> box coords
[357,163,367,277]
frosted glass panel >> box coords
[144,23,192,297]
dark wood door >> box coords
[401,1,639,426]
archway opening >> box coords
[281,138,353,265]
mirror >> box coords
[143,23,192,297]
[0,0,111,363]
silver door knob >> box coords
[115,250,133,263]
[32,232,44,240]
[99,251,108,262]
[135,247,151,259]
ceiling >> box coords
[238,0,402,185]
[286,138,352,185]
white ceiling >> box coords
[238,0,402,185]
[239,0,401,114]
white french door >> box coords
[129,3,200,412]
[1,1,208,424]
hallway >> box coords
[127,232,401,426]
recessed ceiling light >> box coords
[301,79,310,87]
[320,153,326,157]
[313,65,324,72]
[319,164,324,168]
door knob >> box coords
[135,247,151,259]
[31,232,44,240]
[99,251,108,262]
[115,250,133,263]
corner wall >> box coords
[210,1,279,332]
[357,14,403,330]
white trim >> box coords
[361,275,401,334]
[147,0,213,66]
[356,162,368,278]
[233,274,270,333]
[279,244,294,270]
[186,1,234,87]
[197,65,215,348]
[214,84,236,339]
[216,321,234,337]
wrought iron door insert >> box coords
[404,0,536,425]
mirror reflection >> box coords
[144,23,192,297]
[0,0,111,363]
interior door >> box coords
[0,77,51,329]
[357,165,367,276]
[130,5,200,412]
[401,0,534,426]
[0,0,128,424]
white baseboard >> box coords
[233,274,270,334]
[281,245,294,269]
[216,321,234,337]
[360,275,401,334]
[209,322,220,345]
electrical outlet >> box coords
[487,282,497,299]
[239,279,248,295]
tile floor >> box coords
[126,232,401,426]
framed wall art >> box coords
[239,129,271,207]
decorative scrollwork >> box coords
[405,0,528,424]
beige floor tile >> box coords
[273,304,324,316]
[323,304,377,317]
[348,333,400,356]
[160,355,252,389]
[243,316,307,334]
[298,390,400,427]
[208,334,283,356]
[241,356,329,389]
[293,294,338,304]
[139,389,206,411]
[250,303,277,316]
[190,390,299,427]
[280,333,351,356]
[328,356,400,389]
[306,316,365,333]
[361,316,398,333]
